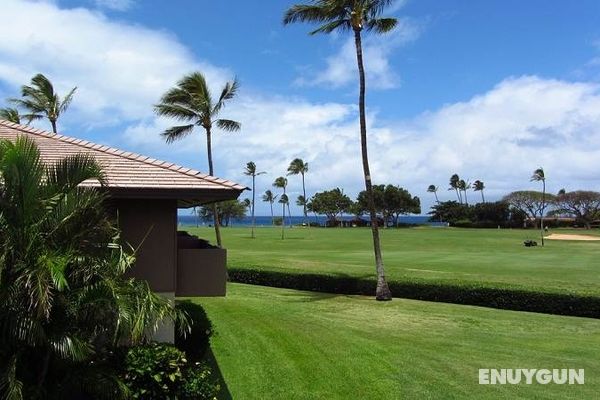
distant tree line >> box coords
[307,184,421,228]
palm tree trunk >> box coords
[434,192,439,203]
[541,180,545,247]
[50,119,57,134]
[464,190,468,206]
[270,202,274,225]
[251,176,256,239]
[206,128,222,247]
[354,28,391,301]
[287,203,292,226]
[281,201,285,240]
[302,172,307,224]
[481,191,485,203]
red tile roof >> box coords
[0,119,246,203]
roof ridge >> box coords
[0,119,243,190]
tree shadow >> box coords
[203,347,233,400]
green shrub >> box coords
[228,268,600,319]
[176,301,213,361]
[122,343,219,400]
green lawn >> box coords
[193,283,600,399]
[186,226,600,296]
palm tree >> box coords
[273,177,288,239]
[0,136,184,398]
[278,194,290,239]
[458,179,470,206]
[531,167,546,246]
[287,158,309,225]
[427,184,439,203]
[155,71,241,248]
[10,73,77,133]
[262,190,278,225]
[296,195,308,225]
[244,161,266,238]
[284,0,398,301]
[0,107,22,124]
[449,173,461,203]
[473,180,485,203]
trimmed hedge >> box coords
[228,268,600,319]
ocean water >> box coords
[177,214,439,227]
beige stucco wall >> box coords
[117,199,177,293]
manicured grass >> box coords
[186,226,600,296]
[193,283,600,399]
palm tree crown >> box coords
[283,0,398,35]
[531,168,545,182]
[155,71,241,248]
[0,107,22,124]
[10,73,77,133]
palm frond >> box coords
[46,153,106,191]
[161,124,195,143]
[213,78,239,114]
[154,103,199,121]
[0,108,22,124]
[0,356,23,400]
[58,86,77,114]
[365,17,397,33]
[49,334,94,362]
[309,18,351,34]
[283,4,335,25]
[216,119,241,132]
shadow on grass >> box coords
[203,347,233,400]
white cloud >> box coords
[0,0,229,127]
[93,0,134,11]
[126,76,600,214]
[295,18,423,89]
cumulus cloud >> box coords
[93,0,135,11]
[295,18,423,89]
[126,76,600,213]
[0,0,229,127]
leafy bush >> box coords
[229,268,600,319]
[122,343,219,400]
[273,217,283,226]
[176,301,213,361]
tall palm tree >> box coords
[473,180,485,203]
[244,161,266,238]
[0,136,183,399]
[262,190,278,225]
[10,73,77,133]
[284,0,398,301]
[0,107,22,124]
[449,173,461,203]
[278,194,290,239]
[427,184,439,203]
[287,158,309,225]
[273,177,288,239]
[531,167,546,246]
[155,71,241,248]
[458,179,470,206]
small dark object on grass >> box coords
[524,240,538,247]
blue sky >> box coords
[1,0,600,214]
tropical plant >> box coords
[262,190,278,225]
[449,174,461,204]
[273,177,288,239]
[244,161,266,238]
[284,0,398,300]
[10,73,76,133]
[287,158,309,224]
[427,184,439,203]
[473,180,485,203]
[155,71,241,248]
[307,188,352,226]
[553,190,600,229]
[530,167,546,246]
[0,136,185,400]
[357,185,420,227]
[198,200,248,228]
[278,194,290,239]
[0,107,22,124]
